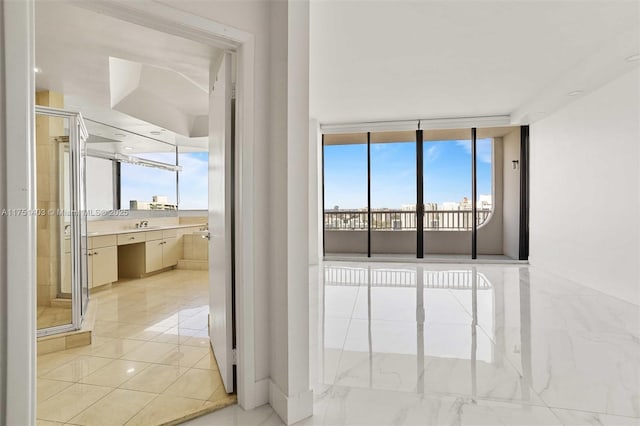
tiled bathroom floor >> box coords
[36,269,235,426]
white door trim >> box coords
[3,0,36,424]
[2,1,258,422]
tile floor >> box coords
[188,261,640,426]
[36,269,236,426]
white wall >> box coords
[86,157,113,211]
[503,129,520,259]
[267,1,312,423]
[530,68,640,306]
[154,1,312,423]
[2,0,37,423]
[0,1,7,420]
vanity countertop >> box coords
[85,223,207,237]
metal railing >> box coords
[324,209,491,231]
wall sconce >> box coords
[512,160,519,170]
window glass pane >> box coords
[476,138,493,213]
[121,163,177,210]
[323,134,368,255]
[178,150,208,210]
[370,133,416,255]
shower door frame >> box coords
[35,106,89,337]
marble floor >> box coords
[36,269,235,426]
[187,261,640,426]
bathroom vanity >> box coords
[61,222,207,293]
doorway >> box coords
[3,0,256,424]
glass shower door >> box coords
[36,106,89,337]
[73,115,90,317]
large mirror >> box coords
[82,119,207,217]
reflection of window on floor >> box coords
[322,265,494,364]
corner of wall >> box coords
[268,380,313,425]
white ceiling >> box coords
[310,0,640,125]
[35,1,220,150]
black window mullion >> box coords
[471,127,477,260]
[367,132,371,258]
[519,125,530,260]
[322,134,325,257]
[416,129,424,258]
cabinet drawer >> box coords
[90,234,117,249]
[162,229,177,239]
[145,230,163,241]
[117,232,146,245]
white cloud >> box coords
[455,139,492,164]
[425,144,439,162]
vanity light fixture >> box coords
[87,149,176,170]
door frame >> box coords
[2,1,258,423]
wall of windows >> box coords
[323,126,518,259]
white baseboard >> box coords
[268,380,313,425]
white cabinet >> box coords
[144,239,164,273]
[87,235,118,288]
[89,245,118,288]
[119,228,179,278]
[144,230,179,272]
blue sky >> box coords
[120,151,208,209]
[324,139,492,209]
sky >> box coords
[324,139,492,209]
[120,139,492,211]
[120,151,208,209]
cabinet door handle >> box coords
[93,251,99,256]
[129,237,135,240]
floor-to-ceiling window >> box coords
[323,133,368,255]
[421,129,493,256]
[322,125,520,259]
[370,131,416,255]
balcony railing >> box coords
[324,209,491,231]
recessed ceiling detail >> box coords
[109,57,209,138]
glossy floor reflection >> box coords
[36,270,236,426]
[188,261,640,426]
